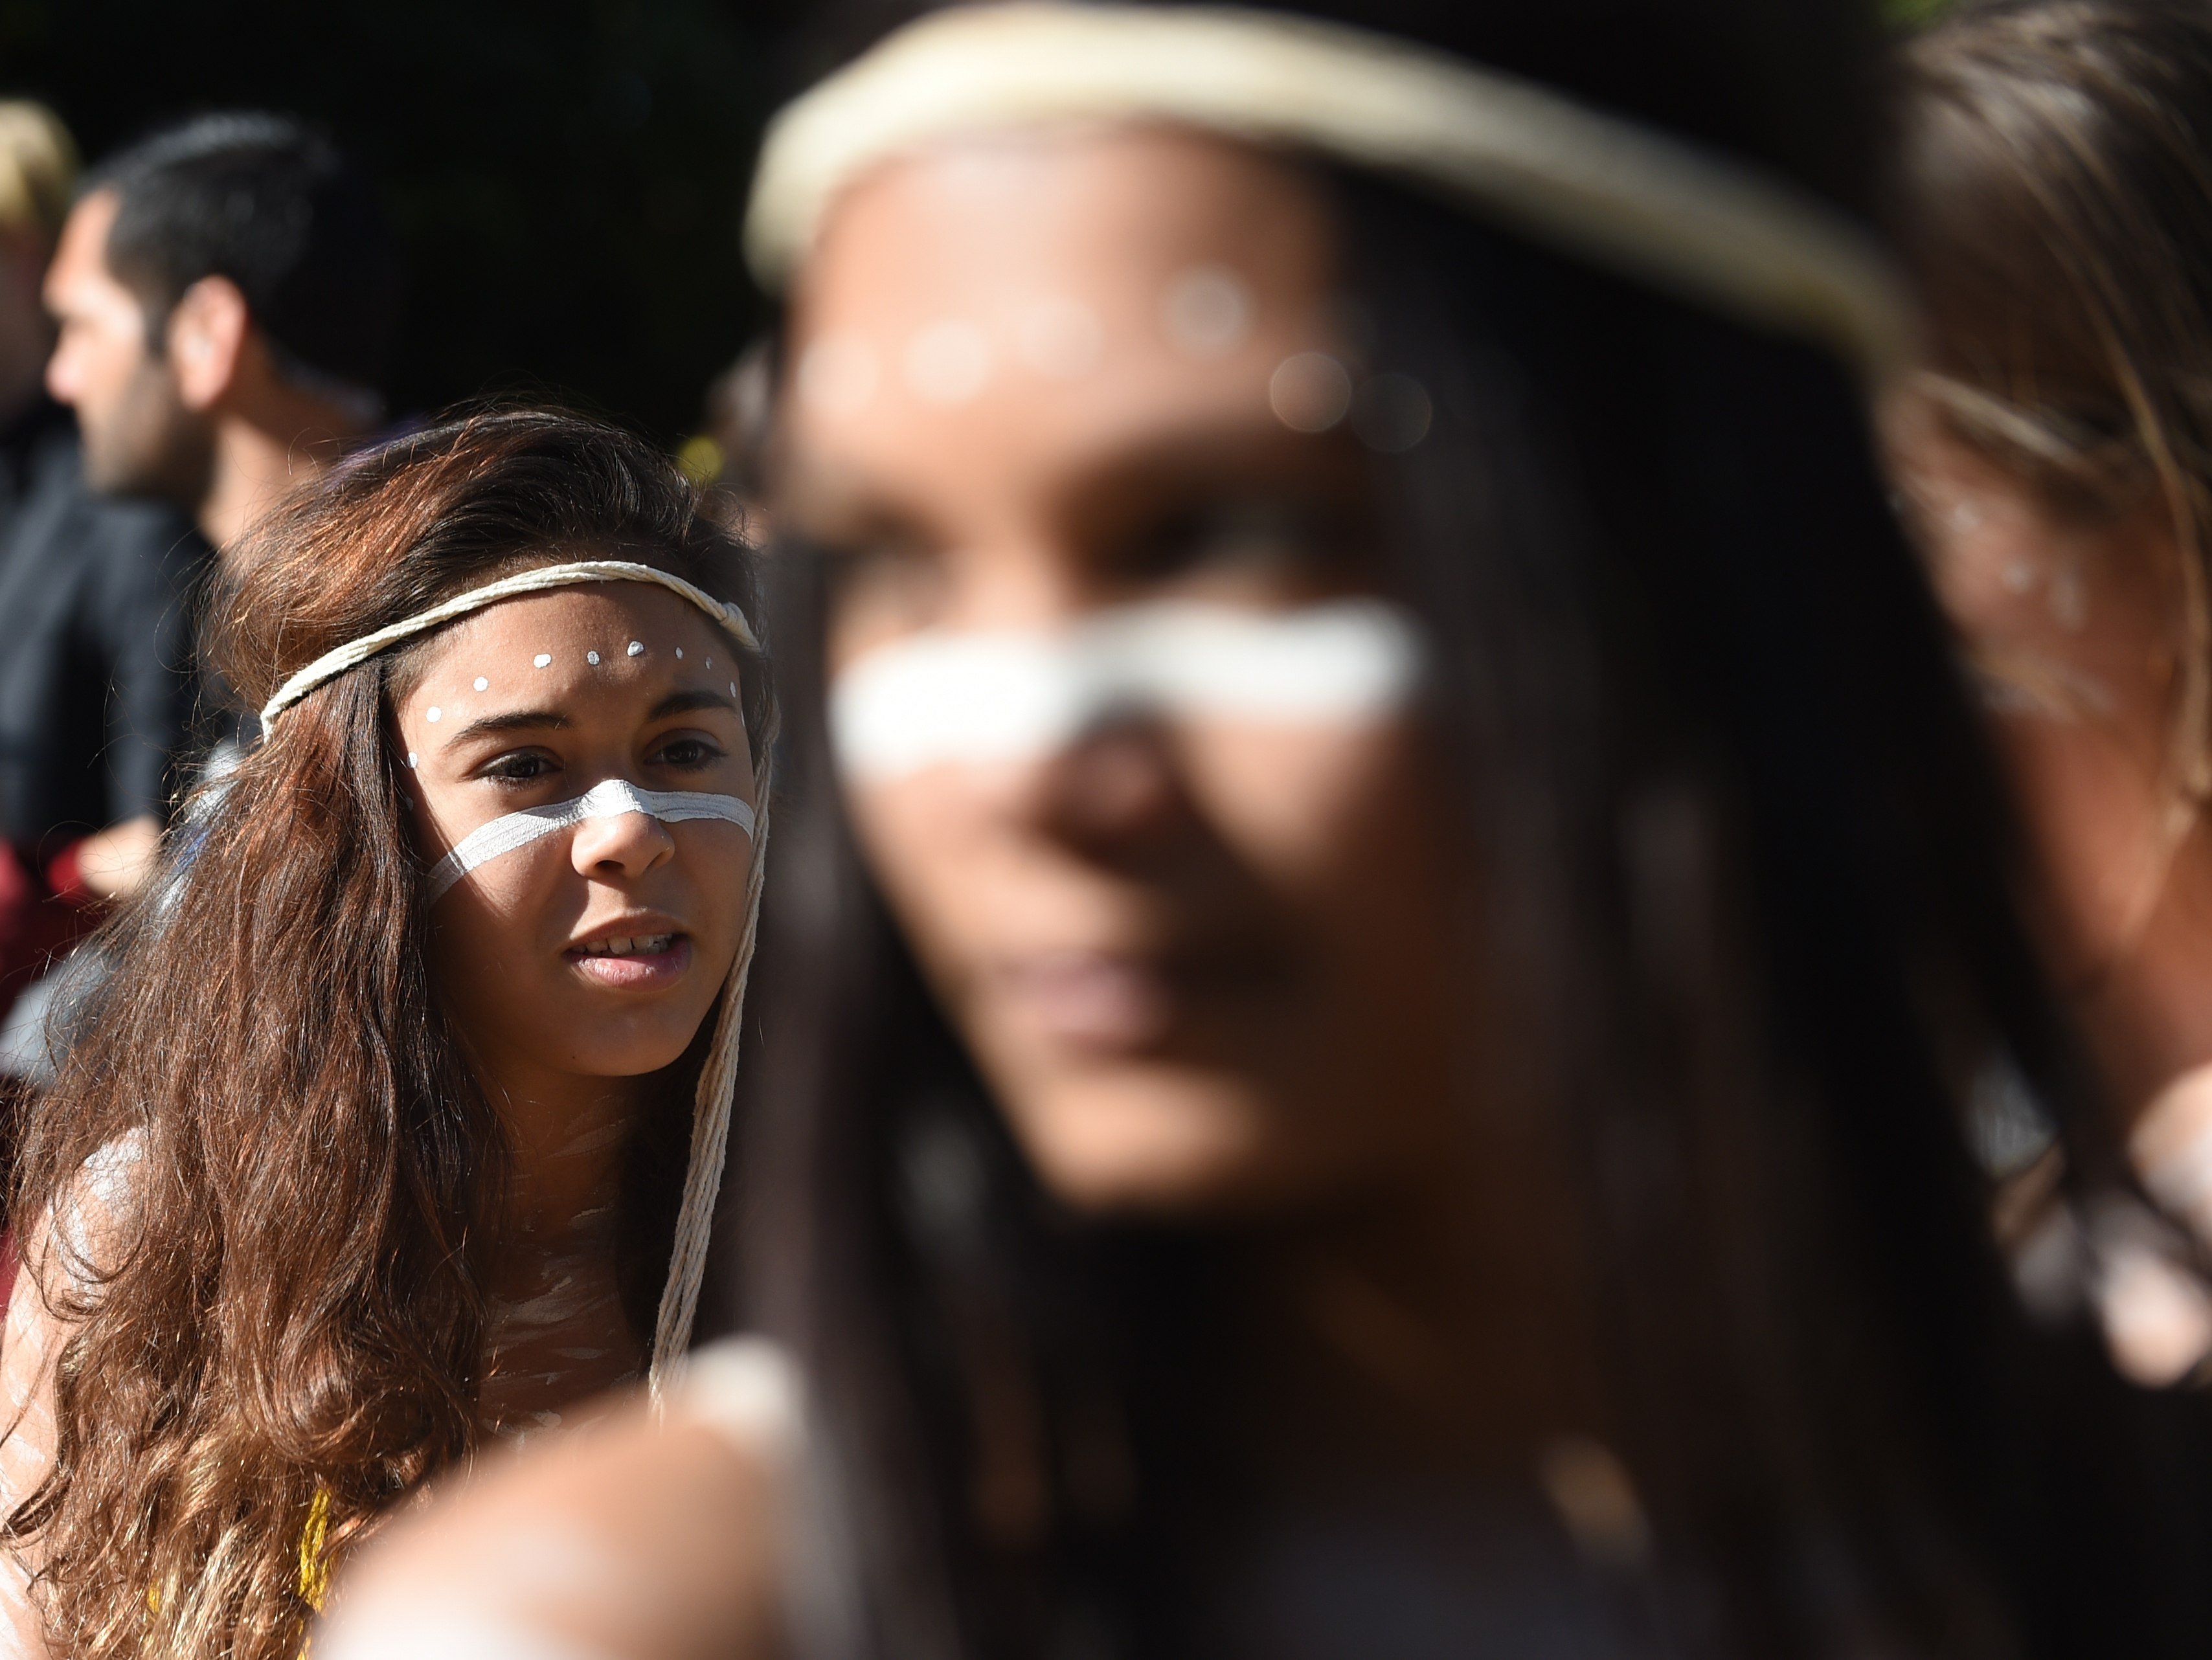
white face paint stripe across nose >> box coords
[828,599,1425,781]
[423,778,757,903]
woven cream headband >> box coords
[745,3,1910,380]
[260,559,762,729]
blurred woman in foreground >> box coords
[325,3,2212,1657]
[1885,0,2212,1387]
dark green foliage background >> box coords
[0,0,806,443]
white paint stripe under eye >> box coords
[829,599,1425,780]
[424,778,756,903]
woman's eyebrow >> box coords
[780,457,947,553]
[649,688,740,721]
[447,708,572,743]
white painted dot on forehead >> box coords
[797,333,879,416]
[1270,352,1352,434]
[1015,298,1104,381]
[627,640,644,656]
[426,706,442,723]
[675,647,684,660]
[587,651,601,666]
[903,319,992,405]
[1161,265,1254,359]
[473,677,490,691]
[534,653,552,669]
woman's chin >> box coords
[534,996,732,1082]
[1003,1072,1310,1220]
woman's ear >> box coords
[164,273,251,412]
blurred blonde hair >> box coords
[0,100,76,243]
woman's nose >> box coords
[569,805,676,880]
[1005,717,1190,857]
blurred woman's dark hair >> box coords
[717,3,2212,1656]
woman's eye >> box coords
[1120,498,1364,590]
[820,533,949,632]
[482,751,558,783]
[653,735,725,770]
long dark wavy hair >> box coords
[3,408,769,1660]
[716,3,2212,1657]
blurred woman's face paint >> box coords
[781,129,1473,1218]
[1888,401,2200,996]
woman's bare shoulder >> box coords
[317,1339,803,1660]
[17,1128,146,1304]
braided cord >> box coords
[261,560,763,728]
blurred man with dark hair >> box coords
[0,115,399,1083]
[44,112,400,553]
[0,102,203,1036]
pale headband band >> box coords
[260,559,763,729]
[424,778,758,903]
[745,3,1910,380]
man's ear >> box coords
[164,274,251,412]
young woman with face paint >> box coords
[0,409,771,1660]
[319,5,2212,1659]
[1883,1,2212,1391]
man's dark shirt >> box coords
[0,399,209,856]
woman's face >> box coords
[1888,401,2195,987]
[399,584,756,1097]
[782,129,1470,1218]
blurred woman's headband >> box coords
[745,3,1910,380]
[259,559,763,728]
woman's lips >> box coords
[994,952,1174,1050]
[565,932,693,990]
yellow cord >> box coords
[296,1487,332,1611]
[144,1489,330,1652]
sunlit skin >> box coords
[1888,402,2212,1120]
[397,583,755,1399]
